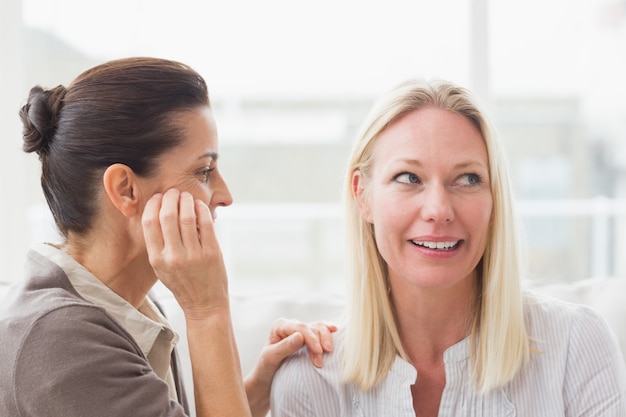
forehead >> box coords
[175,106,216,136]
[173,107,218,149]
[157,107,219,167]
[373,107,488,163]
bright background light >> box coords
[2,0,626,294]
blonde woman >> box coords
[271,79,626,416]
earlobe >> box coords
[103,164,139,218]
[352,170,373,223]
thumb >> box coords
[264,332,305,368]
[267,332,324,368]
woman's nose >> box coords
[212,171,233,207]
[419,184,454,223]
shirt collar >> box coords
[32,242,179,356]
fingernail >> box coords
[323,340,333,351]
[313,355,323,368]
[289,334,301,347]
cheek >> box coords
[176,177,209,198]
[370,189,412,222]
[369,195,410,248]
[186,187,212,208]
[469,198,493,246]
[355,187,373,223]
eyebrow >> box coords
[397,158,488,170]
[197,151,219,161]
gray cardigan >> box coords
[0,250,191,416]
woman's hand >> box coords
[142,188,229,317]
[245,319,337,417]
[265,318,337,368]
[143,188,251,416]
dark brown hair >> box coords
[19,57,210,237]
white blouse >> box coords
[271,294,626,416]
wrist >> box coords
[245,372,270,417]
[182,298,231,322]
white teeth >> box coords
[412,241,459,250]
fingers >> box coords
[269,318,338,368]
[142,192,164,264]
[141,188,229,314]
[159,189,184,251]
[153,189,204,250]
[145,189,187,274]
[310,321,338,353]
[143,189,210,255]
[178,191,200,249]
[143,189,193,273]
[195,198,216,248]
[261,331,306,371]
[302,321,337,368]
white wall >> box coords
[0,0,47,284]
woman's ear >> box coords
[352,170,373,223]
[102,164,140,218]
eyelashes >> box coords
[199,167,215,183]
[459,173,484,186]
[393,172,420,184]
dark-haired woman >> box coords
[0,57,334,417]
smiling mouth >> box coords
[411,240,460,250]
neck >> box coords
[64,232,156,308]
[391,273,477,364]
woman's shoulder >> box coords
[2,302,184,417]
[522,290,622,357]
[522,289,607,326]
[5,294,138,362]
[1,275,139,370]
[2,273,120,333]
[275,325,345,380]
[271,327,345,415]
[521,290,626,414]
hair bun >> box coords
[20,85,67,155]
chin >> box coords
[405,269,477,292]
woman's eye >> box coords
[458,173,482,186]
[200,168,214,182]
[394,172,420,184]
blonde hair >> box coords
[342,79,530,393]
